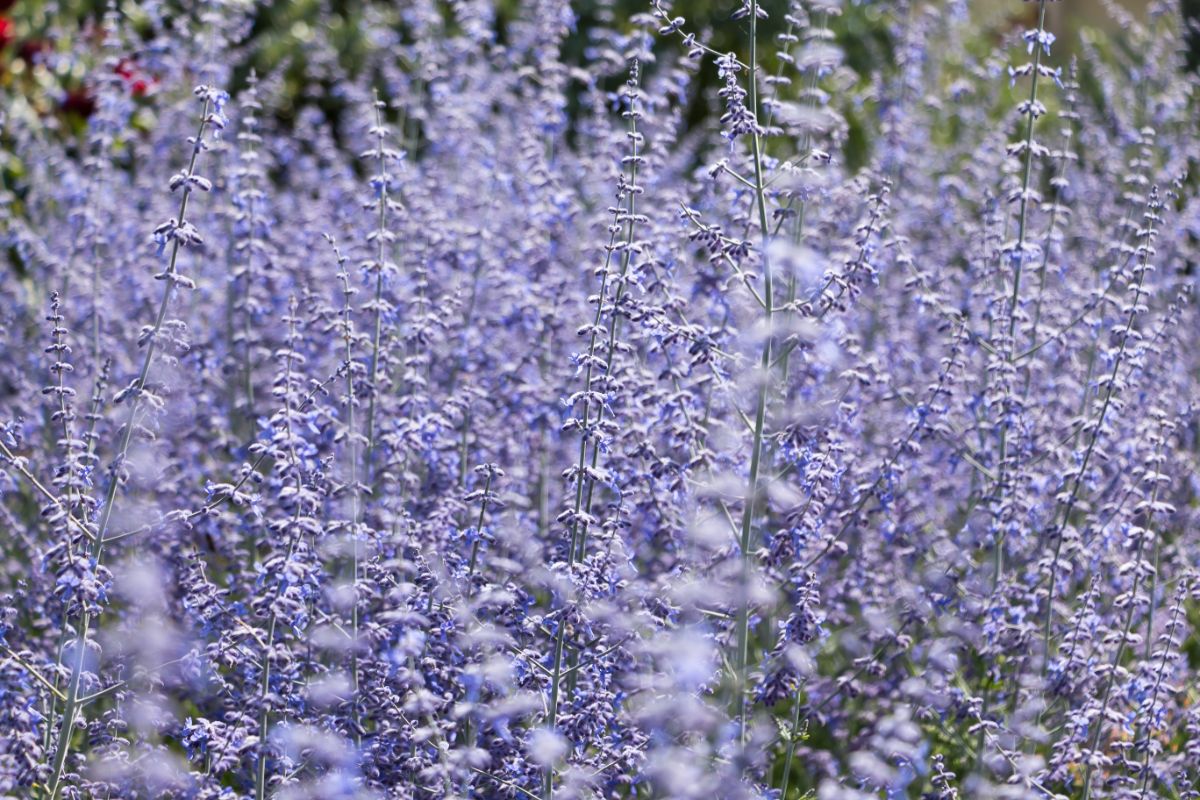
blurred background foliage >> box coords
[0,0,1192,176]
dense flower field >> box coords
[1,0,1199,797]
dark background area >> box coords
[1,0,1194,168]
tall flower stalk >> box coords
[545,62,642,800]
[41,85,226,800]
[1079,408,1168,800]
[733,0,775,746]
[1042,188,1161,668]
[992,0,1054,583]
[229,73,268,435]
[251,295,320,800]
[353,94,401,720]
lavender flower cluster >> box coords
[1,1,1198,798]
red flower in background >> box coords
[17,36,50,62]
[0,16,14,50]
[62,86,96,117]
[113,56,135,79]
[114,55,158,98]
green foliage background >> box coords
[0,0,1181,141]
[1,0,1190,271]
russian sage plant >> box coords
[0,1,1197,799]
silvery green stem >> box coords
[734,0,774,747]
